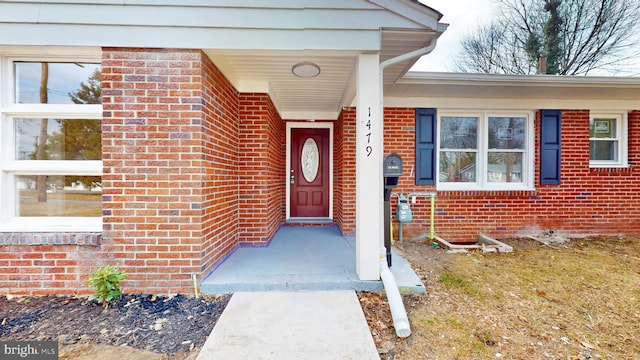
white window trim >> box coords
[436,110,535,191]
[0,52,103,232]
[589,112,629,168]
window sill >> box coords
[589,166,633,174]
[437,183,535,192]
[435,188,538,198]
[0,218,102,233]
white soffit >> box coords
[207,49,359,120]
[204,25,443,120]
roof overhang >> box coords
[0,0,447,119]
[385,72,640,111]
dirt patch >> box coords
[1,293,230,359]
[360,237,640,359]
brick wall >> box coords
[99,47,247,293]
[0,235,102,295]
[200,53,240,276]
[101,48,208,293]
[1,48,290,296]
[238,94,285,245]
[384,108,640,242]
[335,108,357,234]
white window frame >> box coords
[589,112,628,168]
[436,110,535,191]
[0,52,102,232]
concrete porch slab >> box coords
[201,225,425,294]
[196,290,379,360]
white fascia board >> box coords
[12,0,381,10]
[369,0,442,30]
[391,72,640,109]
[384,96,640,112]
[279,111,339,120]
[0,1,422,32]
[403,71,640,88]
[0,24,382,52]
[27,6,422,30]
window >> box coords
[0,56,102,231]
[437,111,534,191]
[590,113,628,168]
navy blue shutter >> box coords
[540,110,562,185]
[415,108,436,185]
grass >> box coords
[437,272,480,298]
[396,238,640,359]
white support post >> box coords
[355,53,383,280]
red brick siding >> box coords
[2,49,290,296]
[384,108,640,242]
[238,94,285,245]
[334,115,344,230]
[0,244,104,296]
[335,108,357,234]
[200,53,240,276]
[101,48,210,293]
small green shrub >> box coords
[88,265,126,309]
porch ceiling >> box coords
[204,29,441,120]
[205,49,359,120]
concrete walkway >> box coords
[197,226,424,359]
[201,225,425,294]
[196,290,379,360]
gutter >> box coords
[380,39,437,69]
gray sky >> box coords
[413,0,494,72]
[413,0,640,76]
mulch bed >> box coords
[1,293,230,356]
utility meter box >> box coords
[396,194,413,223]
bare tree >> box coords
[455,0,640,75]
[36,62,49,202]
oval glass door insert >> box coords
[301,137,319,183]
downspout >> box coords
[380,247,410,337]
[378,38,437,339]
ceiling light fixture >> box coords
[292,61,321,78]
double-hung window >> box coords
[437,111,534,191]
[0,55,102,231]
[589,113,628,168]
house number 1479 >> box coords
[365,107,372,157]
